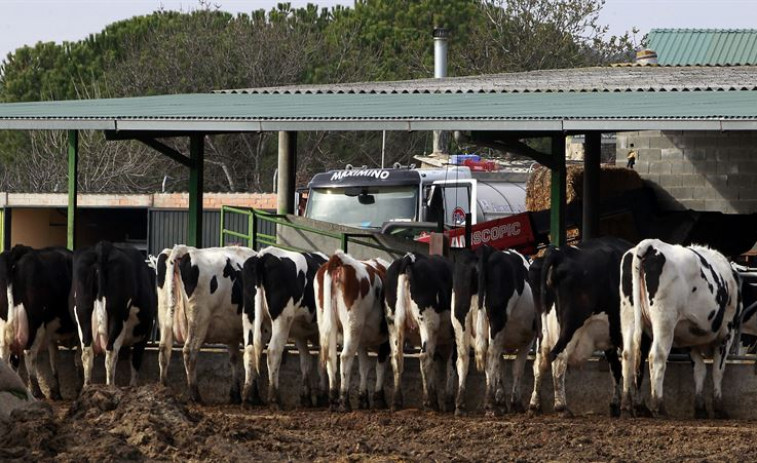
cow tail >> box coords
[395,254,414,350]
[631,240,653,379]
[474,247,491,372]
[251,258,266,376]
[318,254,341,370]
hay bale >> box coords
[526,164,643,211]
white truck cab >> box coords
[304,166,527,232]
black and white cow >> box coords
[384,253,455,412]
[621,239,741,418]
[528,237,642,417]
[72,241,155,387]
[243,247,327,409]
[314,251,390,411]
[159,245,255,403]
[0,245,75,399]
[451,246,536,416]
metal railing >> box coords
[220,206,394,254]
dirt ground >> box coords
[1,385,756,463]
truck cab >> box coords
[304,165,527,233]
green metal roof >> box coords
[2,90,757,133]
[648,29,757,66]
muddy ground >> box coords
[1,385,755,462]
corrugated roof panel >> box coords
[1,91,757,124]
[649,29,757,66]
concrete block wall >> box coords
[616,130,757,213]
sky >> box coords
[2,0,757,62]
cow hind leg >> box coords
[510,344,531,413]
[453,323,471,416]
[227,345,242,404]
[266,318,290,410]
[24,349,44,399]
[295,337,314,408]
[528,340,548,415]
[158,331,173,387]
[690,350,708,419]
[712,337,732,420]
[105,347,120,387]
[81,345,95,388]
[648,327,674,417]
[387,325,404,411]
[242,342,262,407]
[47,343,63,400]
[357,347,371,410]
[373,341,389,409]
[338,329,360,412]
[604,348,623,417]
[552,354,572,417]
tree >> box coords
[0,0,636,194]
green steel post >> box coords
[0,209,4,252]
[188,134,204,247]
[67,130,78,250]
[341,234,348,253]
[219,207,226,247]
[550,134,567,247]
[249,210,255,249]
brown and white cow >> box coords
[159,245,255,403]
[384,253,455,412]
[314,250,390,411]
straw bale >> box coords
[526,164,643,212]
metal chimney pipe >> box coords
[433,27,449,78]
[432,27,449,156]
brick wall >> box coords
[616,130,757,213]
[0,192,277,210]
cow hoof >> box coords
[634,404,654,418]
[653,405,668,418]
[243,384,263,407]
[694,405,708,420]
[442,397,455,414]
[555,405,573,418]
[527,403,542,417]
[30,386,45,400]
[189,385,203,404]
[358,392,370,410]
[328,389,339,412]
[316,392,329,408]
[713,408,729,420]
[300,393,313,408]
[229,387,242,405]
[49,388,63,402]
[391,392,403,412]
[609,403,621,418]
[510,400,525,414]
[339,397,352,413]
[372,391,387,410]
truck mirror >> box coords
[358,193,375,205]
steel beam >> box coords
[582,132,601,241]
[67,130,78,250]
[277,131,297,214]
[188,134,204,247]
[550,135,567,247]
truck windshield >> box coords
[306,186,418,228]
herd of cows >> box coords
[1,237,756,419]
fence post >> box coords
[250,209,256,249]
